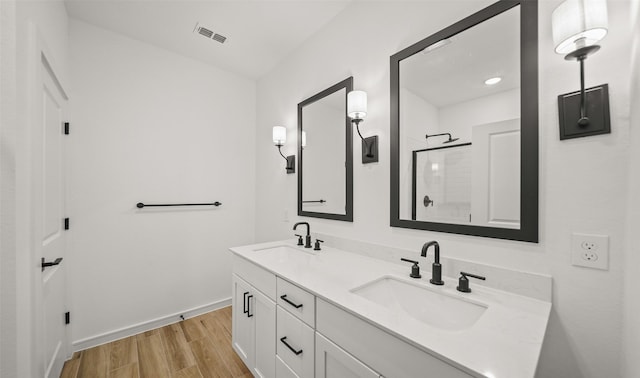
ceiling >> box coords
[400,4,520,108]
[65,0,352,79]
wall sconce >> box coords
[347,90,378,163]
[552,0,611,140]
[301,131,307,149]
[272,126,295,174]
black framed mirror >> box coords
[390,0,538,242]
[298,77,353,221]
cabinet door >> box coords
[232,275,255,369]
[316,333,380,378]
[253,288,276,378]
[276,355,299,378]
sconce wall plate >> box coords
[362,136,378,163]
[558,83,610,140]
[286,155,295,174]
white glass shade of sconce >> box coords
[272,126,286,146]
[301,131,307,148]
[347,90,367,120]
[552,0,608,55]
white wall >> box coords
[439,87,520,141]
[255,1,633,377]
[1,0,18,376]
[623,0,640,375]
[68,20,256,348]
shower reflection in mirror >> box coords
[407,117,520,229]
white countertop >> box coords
[230,239,551,378]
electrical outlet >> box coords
[571,233,609,270]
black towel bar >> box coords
[136,202,221,208]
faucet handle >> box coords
[294,234,304,246]
[314,239,324,251]
[400,258,422,279]
[457,272,486,293]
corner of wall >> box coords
[623,1,640,375]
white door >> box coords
[253,289,275,378]
[32,50,70,378]
[232,275,255,368]
[471,119,521,229]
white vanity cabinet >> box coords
[232,257,277,378]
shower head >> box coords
[425,133,459,144]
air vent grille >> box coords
[212,33,227,44]
[194,23,227,44]
[197,27,214,38]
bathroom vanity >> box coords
[230,241,551,378]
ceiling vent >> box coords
[194,23,227,44]
[212,33,227,44]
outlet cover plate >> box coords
[571,233,609,270]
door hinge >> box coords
[64,122,70,135]
[64,218,70,230]
[65,312,70,325]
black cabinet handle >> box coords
[243,292,249,314]
[280,295,303,309]
[280,337,303,355]
[41,257,63,272]
[247,295,254,317]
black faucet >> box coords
[421,241,444,285]
[293,222,312,248]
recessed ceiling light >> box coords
[484,77,502,85]
[422,39,451,54]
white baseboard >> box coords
[71,297,231,352]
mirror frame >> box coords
[390,0,538,242]
[298,77,354,222]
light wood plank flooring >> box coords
[60,307,252,378]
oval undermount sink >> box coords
[351,276,487,331]
[252,246,317,265]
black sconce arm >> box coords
[277,144,288,161]
[577,55,589,126]
[352,119,374,158]
[276,144,295,173]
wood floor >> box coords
[60,306,252,378]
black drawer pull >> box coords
[280,295,303,309]
[280,337,303,355]
[243,292,249,314]
[247,295,254,318]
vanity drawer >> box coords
[276,306,315,378]
[277,277,315,327]
[276,355,299,378]
[233,255,276,300]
